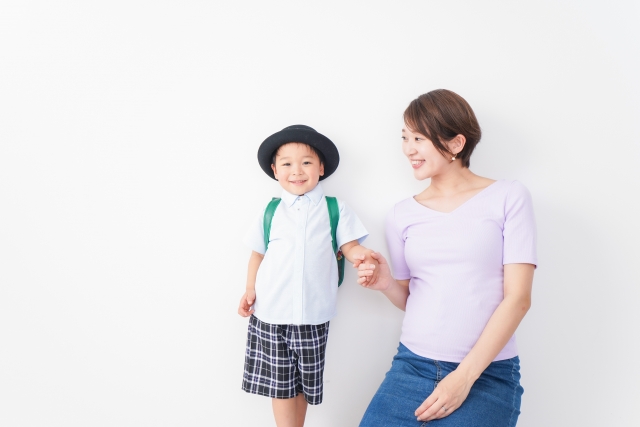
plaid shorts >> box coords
[242,315,330,405]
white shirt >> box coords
[243,184,368,325]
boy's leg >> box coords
[295,394,308,427]
[269,320,328,427]
[292,322,330,406]
[272,394,308,427]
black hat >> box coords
[257,125,340,181]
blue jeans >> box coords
[359,343,523,427]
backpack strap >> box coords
[263,196,343,287]
[263,197,281,251]
[325,196,344,286]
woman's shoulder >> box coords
[485,180,534,214]
[384,197,417,225]
[486,179,531,198]
[392,196,417,209]
[387,196,420,217]
[501,179,532,199]
[383,197,418,239]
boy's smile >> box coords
[271,142,324,195]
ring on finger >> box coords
[441,406,447,412]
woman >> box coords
[357,89,536,426]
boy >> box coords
[238,125,379,427]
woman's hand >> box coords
[415,368,474,422]
[354,252,392,291]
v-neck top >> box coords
[385,180,537,362]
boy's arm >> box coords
[238,251,264,317]
[340,240,380,285]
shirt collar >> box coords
[280,183,324,207]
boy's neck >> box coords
[283,183,321,196]
[281,183,323,205]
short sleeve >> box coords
[243,207,266,255]
[503,181,537,267]
[335,200,368,248]
[385,205,411,280]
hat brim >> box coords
[258,127,340,180]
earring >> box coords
[451,155,456,161]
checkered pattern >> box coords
[242,315,330,405]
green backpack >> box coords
[263,196,345,286]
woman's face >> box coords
[401,123,452,180]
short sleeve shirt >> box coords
[385,180,537,362]
[244,184,368,325]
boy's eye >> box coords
[281,162,290,166]
[303,161,312,165]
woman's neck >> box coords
[427,167,479,197]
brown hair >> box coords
[403,89,482,168]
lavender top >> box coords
[386,180,537,362]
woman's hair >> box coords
[403,89,482,168]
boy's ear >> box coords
[319,162,325,176]
[271,164,278,179]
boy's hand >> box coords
[355,252,391,291]
[363,253,380,285]
[352,254,370,284]
[238,289,256,317]
[352,252,380,286]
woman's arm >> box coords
[356,251,410,310]
[415,263,535,422]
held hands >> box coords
[353,252,390,291]
[237,289,256,317]
[415,368,474,422]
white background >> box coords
[1,1,639,426]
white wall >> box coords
[1,1,639,426]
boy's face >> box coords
[271,143,324,195]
